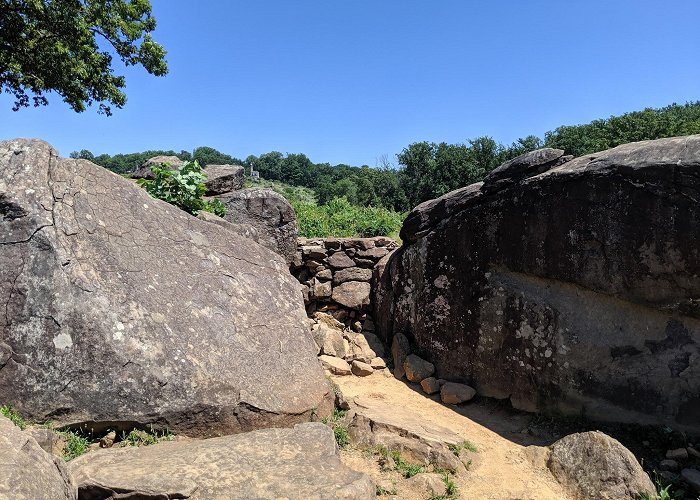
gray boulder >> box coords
[377,136,700,432]
[0,139,331,437]
[130,155,184,179]
[547,431,655,499]
[215,188,298,265]
[203,164,245,194]
[0,416,76,500]
[68,423,375,499]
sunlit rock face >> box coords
[376,135,700,433]
[0,139,331,437]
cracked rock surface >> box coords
[376,135,700,432]
[68,422,375,500]
[0,139,331,436]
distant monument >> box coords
[250,164,260,180]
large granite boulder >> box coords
[130,155,184,179]
[377,135,700,432]
[0,139,331,437]
[68,423,375,499]
[0,416,77,500]
[547,431,655,499]
[203,164,244,194]
[214,188,298,265]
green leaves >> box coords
[137,160,227,217]
[1,0,168,114]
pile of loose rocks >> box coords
[310,312,390,378]
[392,332,478,406]
[292,236,397,328]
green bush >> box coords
[137,160,226,217]
[293,197,404,238]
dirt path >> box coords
[333,373,571,500]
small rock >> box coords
[319,355,352,376]
[362,332,386,358]
[352,321,362,332]
[681,468,700,493]
[420,377,441,395]
[657,470,677,483]
[666,448,689,460]
[100,431,116,448]
[332,281,371,310]
[405,473,446,497]
[356,247,389,260]
[659,459,679,472]
[351,360,374,377]
[315,269,332,281]
[370,357,386,370]
[440,382,476,404]
[688,446,700,459]
[327,252,355,269]
[403,354,435,383]
[301,245,327,260]
[312,324,347,358]
[333,267,373,285]
[362,318,375,332]
[346,334,377,363]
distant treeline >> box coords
[73,101,700,211]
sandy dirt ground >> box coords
[333,372,572,500]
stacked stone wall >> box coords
[291,237,397,333]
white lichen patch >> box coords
[53,332,73,350]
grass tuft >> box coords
[0,405,26,429]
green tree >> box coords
[1,0,167,115]
[192,146,242,167]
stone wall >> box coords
[291,237,397,333]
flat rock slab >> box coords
[349,396,465,471]
[69,423,374,500]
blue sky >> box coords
[1,0,699,166]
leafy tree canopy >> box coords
[1,0,167,115]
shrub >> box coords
[0,405,26,429]
[137,160,226,217]
[293,197,405,238]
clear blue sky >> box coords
[1,0,699,166]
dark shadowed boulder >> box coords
[203,164,244,194]
[68,423,375,499]
[130,155,184,179]
[0,416,76,500]
[0,139,331,437]
[214,188,298,265]
[547,431,655,499]
[483,148,566,185]
[377,136,700,432]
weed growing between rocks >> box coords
[120,428,173,447]
[390,450,424,478]
[448,439,477,455]
[322,407,350,449]
[62,431,90,461]
[0,404,26,429]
